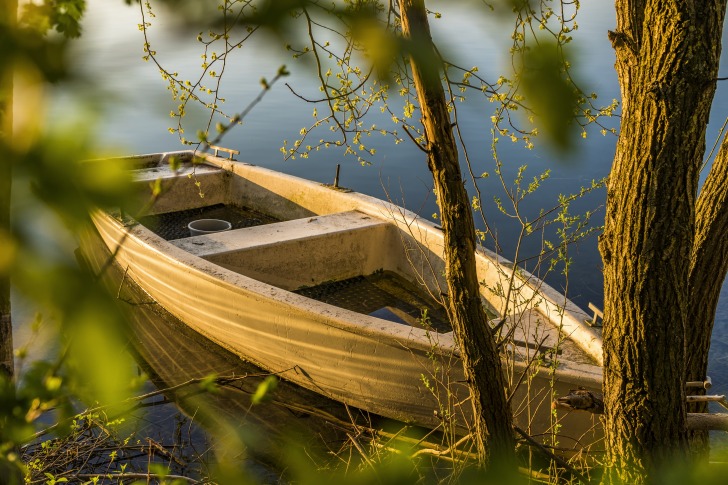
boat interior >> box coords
[115,152,599,366]
[121,153,456,334]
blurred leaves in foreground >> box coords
[20,0,86,39]
[1,1,139,481]
[517,40,580,151]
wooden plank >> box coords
[686,395,726,403]
[209,145,240,159]
[170,210,386,258]
[587,302,603,327]
[554,389,728,431]
[686,376,713,389]
[686,413,728,432]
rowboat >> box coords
[89,148,604,452]
[78,224,515,467]
[78,224,370,465]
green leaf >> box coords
[149,463,170,479]
[150,178,162,197]
[518,41,580,151]
[251,375,278,405]
[168,155,181,172]
[198,374,220,393]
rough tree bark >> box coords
[0,0,16,381]
[599,1,727,483]
[686,132,728,451]
[399,0,516,470]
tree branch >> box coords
[687,128,728,381]
[553,390,728,431]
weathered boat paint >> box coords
[90,150,604,451]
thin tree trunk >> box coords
[599,1,726,483]
[0,0,16,381]
[686,132,728,453]
[0,4,22,484]
[399,0,515,470]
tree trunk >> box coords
[399,0,515,470]
[599,1,726,483]
[0,3,22,484]
[686,132,728,453]
[0,0,16,381]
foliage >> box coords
[20,0,86,39]
[134,0,611,479]
[1,1,140,481]
[133,1,616,302]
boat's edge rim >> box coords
[92,150,604,374]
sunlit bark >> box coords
[686,132,728,453]
[599,1,727,482]
[399,0,516,469]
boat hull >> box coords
[90,151,604,453]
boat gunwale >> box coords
[92,150,603,384]
[201,153,603,364]
[93,208,602,390]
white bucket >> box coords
[188,219,232,236]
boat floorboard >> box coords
[138,203,279,240]
[295,271,452,333]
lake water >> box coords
[14,0,728,446]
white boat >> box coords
[90,149,604,452]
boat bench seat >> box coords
[169,210,392,290]
[170,210,386,258]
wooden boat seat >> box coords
[169,210,392,290]
[170,210,386,258]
